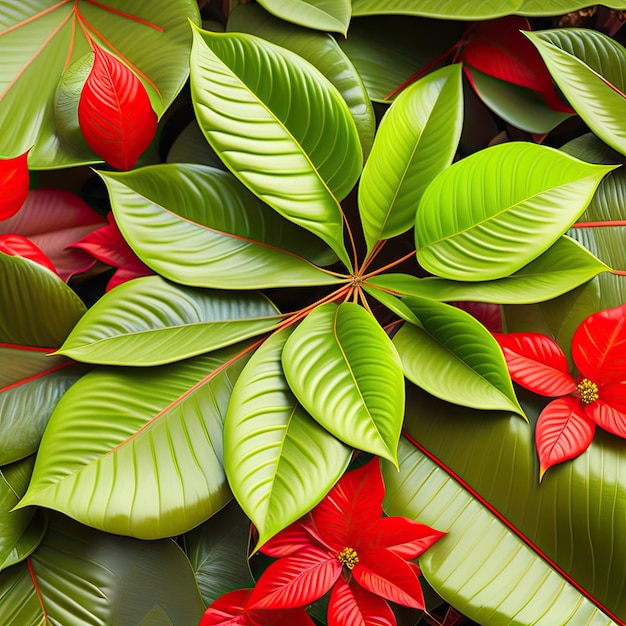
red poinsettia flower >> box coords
[247,459,445,626]
[199,588,314,626]
[494,303,626,479]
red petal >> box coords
[247,546,341,610]
[585,395,626,439]
[535,396,595,480]
[312,459,385,551]
[572,304,626,385]
[260,520,318,557]
[0,234,57,274]
[78,45,157,170]
[361,516,445,560]
[199,589,251,625]
[352,549,425,610]
[328,577,396,626]
[462,17,573,113]
[493,332,576,396]
[0,152,29,220]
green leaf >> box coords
[393,297,524,417]
[227,2,375,158]
[361,285,422,326]
[0,0,200,167]
[0,514,204,624]
[525,29,626,157]
[16,344,253,539]
[282,302,404,466]
[225,328,352,547]
[415,142,615,281]
[56,276,280,366]
[359,64,463,253]
[101,164,342,289]
[189,27,362,269]
[257,0,351,35]
[367,236,609,304]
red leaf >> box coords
[535,396,595,480]
[0,189,106,281]
[584,392,626,439]
[0,151,29,220]
[0,234,57,274]
[493,332,576,396]
[572,304,626,385]
[453,301,502,333]
[260,520,318,557]
[461,17,573,113]
[248,546,341,610]
[78,45,157,170]
[328,577,396,626]
[353,549,425,610]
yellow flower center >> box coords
[577,378,599,405]
[337,547,359,570]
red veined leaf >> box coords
[0,234,57,274]
[260,520,318,558]
[248,546,341,610]
[461,17,572,113]
[453,301,502,333]
[0,151,29,220]
[493,332,576,396]
[328,576,396,626]
[572,304,626,385]
[77,46,157,171]
[535,396,595,481]
[353,549,425,610]
[584,390,626,439]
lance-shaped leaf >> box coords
[393,297,524,417]
[0,515,204,624]
[282,302,404,465]
[0,152,28,219]
[359,64,463,254]
[257,0,351,34]
[368,236,609,304]
[16,343,253,539]
[190,27,362,269]
[525,29,626,157]
[56,276,280,366]
[225,328,352,547]
[0,235,56,274]
[78,45,157,170]
[415,143,614,281]
[101,163,342,289]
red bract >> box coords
[78,45,157,170]
[0,151,29,220]
[494,303,626,479]
[199,588,315,626]
[247,459,445,626]
[0,234,57,274]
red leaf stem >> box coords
[83,0,164,32]
[26,558,48,621]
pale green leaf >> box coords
[257,0,351,35]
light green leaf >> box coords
[525,29,626,157]
[361,285,422,326]
[227,2,375,157]
[225,328,352,546]
[166,121,225,169]
[257,0,351,35]
[393,297,524,417]
[367,236,609,304]
[0,514,204,625]
[56,276,280,366]
[415,142,615,281]
[16,344,253,539]
[282,302,404,465]
[190,27,362,269]
[359,64,463,253]
[102,164,342,289]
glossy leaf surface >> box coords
[190,27,361,268]
[359,64,463,253]
[225,329,352,547]
[102,164,341,289]
[0,235,56,274]
[56,276,280,365]
[328,577,396,626]
[0,152,28,219]
[415,143,614,281]
[282,303,404,465]
[257,0,350,34]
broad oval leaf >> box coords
[17,344,253,539]
[190,27,362,269]
[101,163,343,289]
[415,143,614,281]
[257,0,351,34]
[56,276,280,366]
[359,64,463,253]
[224,328,352,547]
[0,152,28,219]
[393,297,524,416]
[282,302,404,466]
